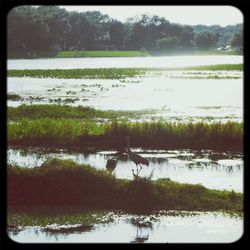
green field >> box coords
[56,50,242,58]
[7,68,145,79]
[56,50,151,57]
[8,49,242,59]
[8,104,155,121]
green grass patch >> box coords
[7,68,145,79]
[7,104,152,121]
[8,210,113,228]
[7,64,242,79]
[8,159,243,214]
[148,64,243,71]
[56,50,150,58]
[8,119,243,151]
[8,49,242,59]
[182,64,243,71]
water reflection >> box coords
[8,211,243,243]
[7,147,243,192]
[130,217,153,243]
[42,224,94,235]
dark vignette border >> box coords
[0,0,248,249]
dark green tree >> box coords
[231,31,243,49]
[194,31,219,49]
[156,36,180,50]
[109,20,125,49]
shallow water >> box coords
[7,55,243,69]
[8,211,243,243]
[7,72,243,122]
[7,148,243,192]
[7,56,244,244]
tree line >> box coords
[8,6,243,55]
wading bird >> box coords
[126,136,149,175]
[131,169,140,180]
[106,158,118,173]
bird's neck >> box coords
[127,139,132,153]
[126,139,130,147]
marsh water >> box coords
[8,74,243,123]
[8,148,243,192]
[7,55,242,69]
[7,55,244,243]
[8,56,243,123]
[8,211,243,243]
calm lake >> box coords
[7,55,243,69]
[8,76,243,123]
[8,56,243,123]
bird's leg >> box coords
[136,164,139,175]
[137,165,142,175]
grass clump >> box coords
[8,159,243,214]
[148,64,243,71]
[8,119,243,151]
[8,118,101,146]
[183,64,243,71]
[7,64,242,79]
[7,104,151,121]
[56,50,150,58]
[7,68,146,79]
[8,211,113,228]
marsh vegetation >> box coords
[8,158,242,213]
[8,116,243,151]
[7,55,243,243]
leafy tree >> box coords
[179,26,194,48]
[231,31,243,48]
[7,6,243,54]
[8,6,49,53]
[156,36,180,50]
[109,20,125,49]
[194,31,219,49]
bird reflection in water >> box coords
[130,217,153,243]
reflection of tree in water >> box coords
[130,217,153,243]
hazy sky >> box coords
[61,5,243,27]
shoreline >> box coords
[7,50,243,59]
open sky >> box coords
[61,5,243,27]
